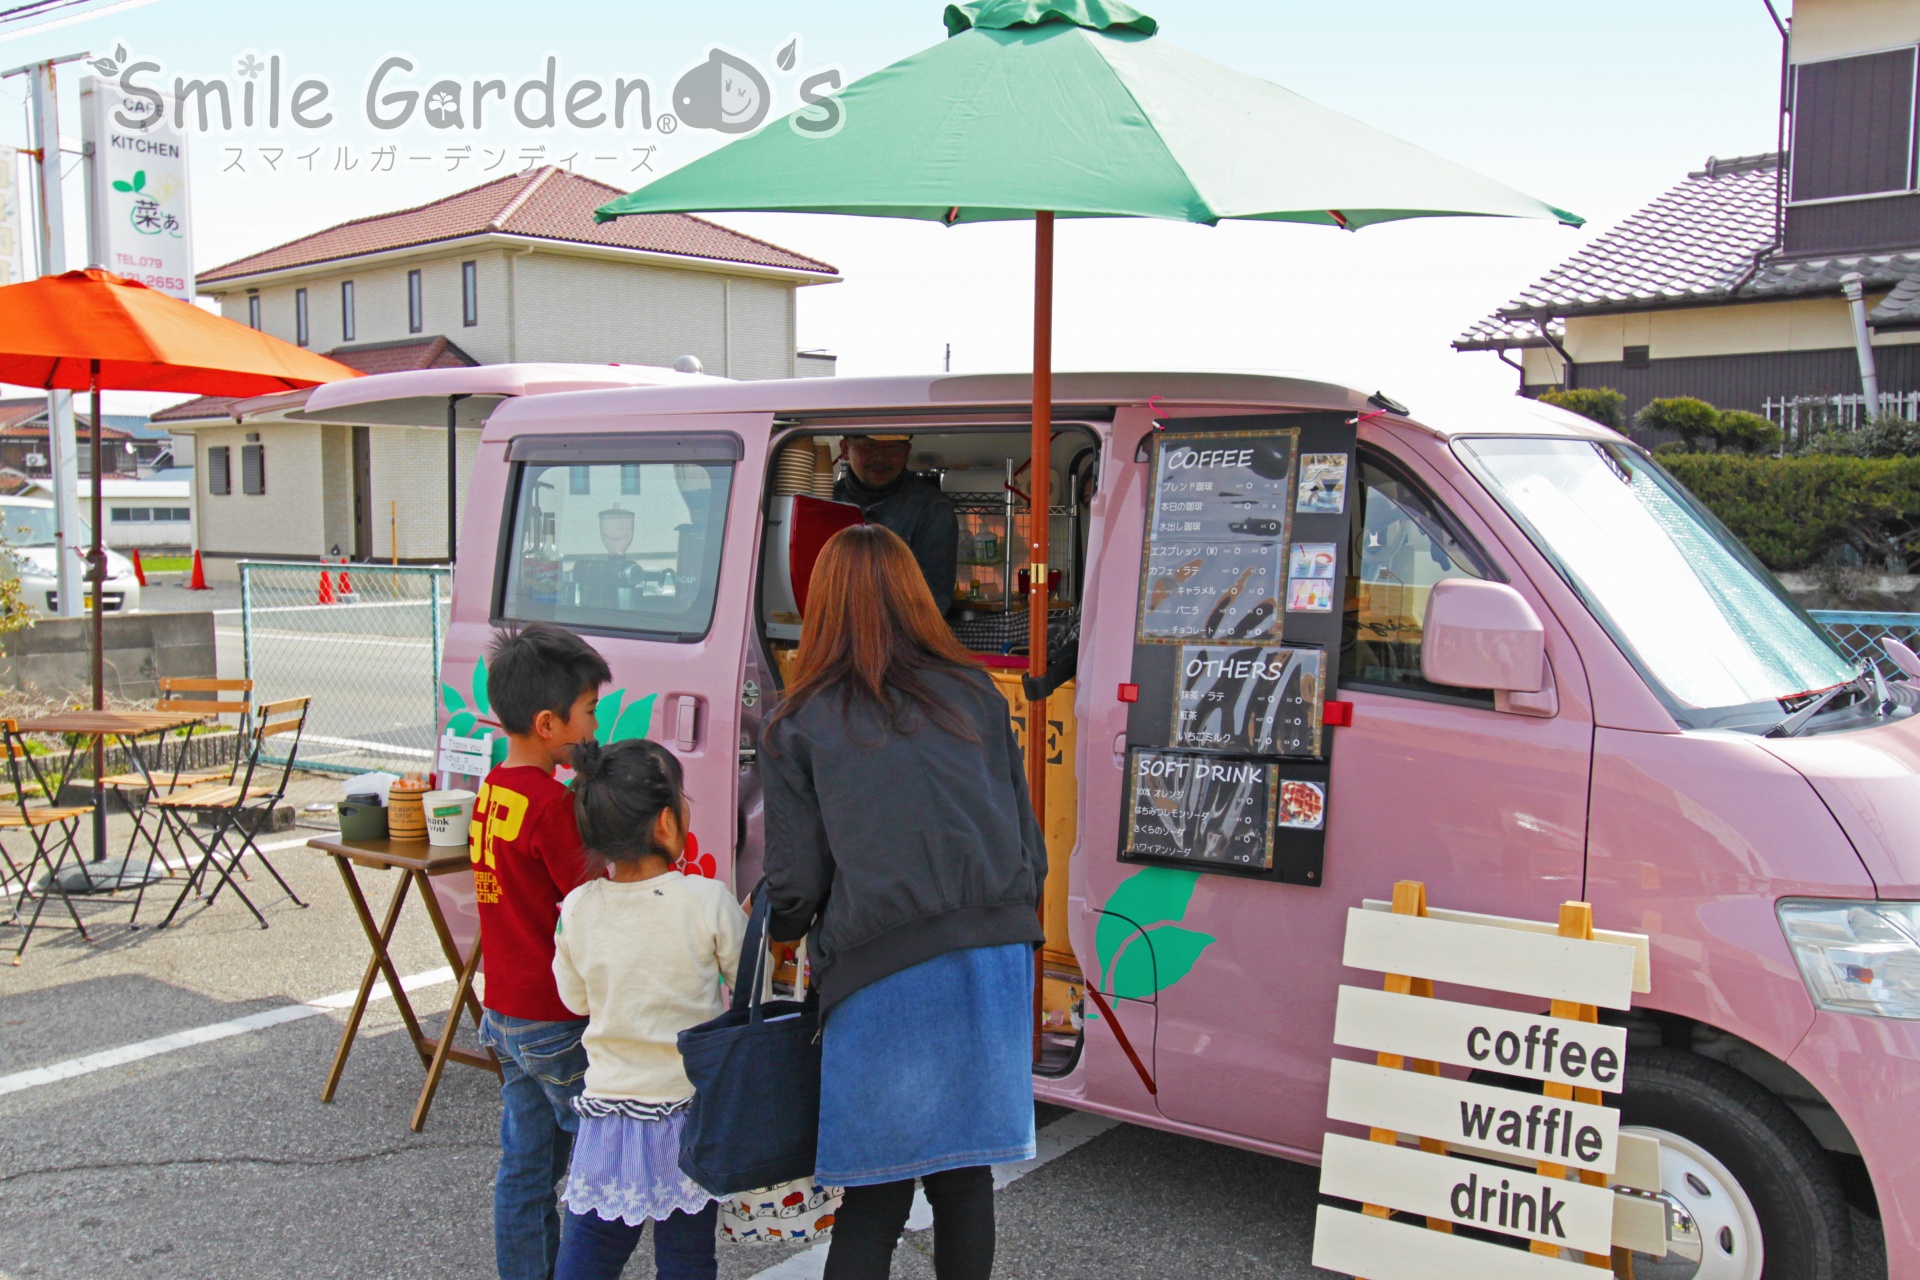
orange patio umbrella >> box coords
[0,268,358,868]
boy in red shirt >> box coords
[470,623,610,1280]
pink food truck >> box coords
[328,366,1917,1280]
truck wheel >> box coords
[1619,1048,1850,1280]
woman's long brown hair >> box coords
[767,523,981,740]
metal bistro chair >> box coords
[0,719,97,961]
[103,678,254,905]
[154,696,312,930]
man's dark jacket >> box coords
[760,668,1046,1009]
[834,471,958,612]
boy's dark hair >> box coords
[485,623,612,735]
[570,738,687,869]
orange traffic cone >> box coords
[186,549,210,591]
[318,568,334,605]
[130,547,147,586]
[337,565,355,600]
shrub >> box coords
[1793,414,1920,459]
[1538,387,1625,431]
[1636,397,1724,451]
[1716,410,1785,456]
[1658,453,1920,570]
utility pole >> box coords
[944,342,951,372]
[7,54,88,618]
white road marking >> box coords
[746,1109,1120,1278]
[215,628,433,650]
[0,965,456,1098]
[300,735,436,758]
[1,830,337,901]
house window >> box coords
[247,293,261,330]
[620,463,641,495]
[166,507,191,522]
[341,280,356,342]
[110,507,133,522]
[462,260,478,326]
[241,443,266,495]
[209,446,231,495]
[408,269,424,333]
[1790,48,1918,201]
[570,466,592,495]
[295,288,309,347]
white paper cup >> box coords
[422,789,477,846]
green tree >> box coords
[0,527,37,636]
[1538,387,1625,431]
[1636,397,1724,452]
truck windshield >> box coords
[1458,437,1854,725]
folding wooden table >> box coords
[307,835,499,1131]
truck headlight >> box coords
[1778,899,1920,1020]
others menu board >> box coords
[1127,749,1280,869]
[1173,643,1325,756]
[1138,430,1298,643]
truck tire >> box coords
[1619,1048,1850,1280]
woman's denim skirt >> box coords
[814,942,1038,1187]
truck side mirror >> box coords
[1420,579,1547,693]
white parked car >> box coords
[0,497,142,614]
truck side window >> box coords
[500,460,733,640]
[1341,453,1495,703]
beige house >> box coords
[158,166,838,577]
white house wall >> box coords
[1791,0,1920,63]
[365,424,480,562]
[217,252,514,361]
[190,422,328,570]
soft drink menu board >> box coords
[1173,644,1325,756]
[1137,430,1297,643]
[1123,412,1358,885]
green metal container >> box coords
[336,800,389,842]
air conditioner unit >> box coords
[22,453,45,468]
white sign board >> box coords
[0,147,24,286]
[1315,892,1659,1279]
[82,76,193,299]
[439,732,494,781]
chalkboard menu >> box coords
[1137,430,1297,643]
[1121,413,1358,886]
[1173,643,1324,756]
[1127,749,1279,869]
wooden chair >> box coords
[153,697,311,930]
[105,678,254,895]
[0,719,96,961]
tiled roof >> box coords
[0,421,131,439]
[199,167,838,284]
[150,335,476,423]
[1452,315,1563,353]
[1454,153,1784,349]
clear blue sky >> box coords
[0,0,1787,408]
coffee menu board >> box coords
[1122,413,1358,885]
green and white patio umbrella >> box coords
[596,0,1580,843]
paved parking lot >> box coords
[0,777,1890,1279]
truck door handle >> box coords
[676,695,701,752]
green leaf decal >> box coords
[1141,924,1215,990]
[1108,933,1159,1000]
[1095,867,1202,988]
[593,688,625,745]
[133,169,146,191]
[470,657,491,717]
[111,179,133,193]
[442,683,466,714]
[611,692,656,743]
[446,711,477,738]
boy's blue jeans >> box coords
[555,1203,719,1280]
[480,1010,590,1280]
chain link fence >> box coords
[240,561,449,777]
[1808,609,1920,679]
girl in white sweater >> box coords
[551,738,747,1280]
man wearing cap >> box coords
[835,433,958,612]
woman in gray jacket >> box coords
[762,523,1046,1280]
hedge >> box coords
[1658,453,1920,571]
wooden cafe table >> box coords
[306,835,500,1131]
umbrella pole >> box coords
[89,363,106,867]
[1028,212,1054,1063]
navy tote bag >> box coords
[677,882,823,1196]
